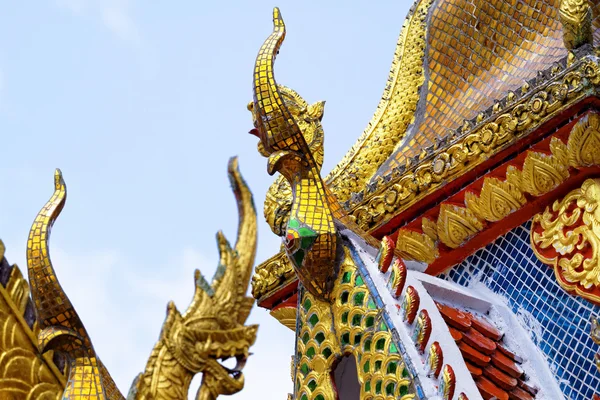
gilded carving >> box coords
[251,251,295,301]
[270,307,297,331]
[395,229,438,264]
[425,342,443,379]
[559,0,593,50]
[294,248,416,399]
[26,158,259,400]
[567,112,600,167]
[249,8,338,301]
[531,178,600,305]
[465,177,526,222]
[412,310,431,354]
[326,0,435,203]
[132,158,259,400]
[0,241,65,400]
[401,286,420,325]
[349,58,597,232]
[513,151,570,197]
[438,365,456,400]
[437,204,485,249]
[376,236,395,273]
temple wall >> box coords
[442,221,600,400]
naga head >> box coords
[155,157,258,399]
[247,8,339,302]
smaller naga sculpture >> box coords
[26,157,258,400]
[559,0,593,50]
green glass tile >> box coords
[341,292,349,304]
[367,297,376,310]
[303,298,312,312]
[315,332,325,344]
[379,321,388,331]
[386,383,395,396]
[374,360,382,372]
[308,380,317,392]
[353,292,365,306]
[387,361,397,375]
[301,363,309,375]
[355,275,364,286]
[402,368,409,378]
[399,385,409,396]
[363,361,370,373]
[306,347,316,358]
[389,342,399,353]
[341,311,348,324]
[302,332,309,344]
[309,314,319,327]
[315,395,325,400]
[354,333,362,345]
[289,219,300,228]
[365,316,374,328]
[322,347,332,358]
[365,381,371,392]
[342,271,352,283]
[364,339,372,352]
[352,314,362,326]
[341,332,350,345]
[300,394,308,400]
[375,381,382,395]
[376,338,386,351]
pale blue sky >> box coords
[0,1,412,398]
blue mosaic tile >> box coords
[441,221,600,400]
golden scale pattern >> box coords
[351,54,600,233]
[15,157,258,400]
[383,0,580,171]
[26,170,121,400]
[325,0,434,203]
[0,241,65,399]
[293,248,414,400]
[251,8,338,300]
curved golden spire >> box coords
[26,169,123,400]
[250,8,339,301]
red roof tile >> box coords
[437,302,538,400]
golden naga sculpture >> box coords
[249,8,339,301]
[559,0,593,49]
[26,157,258,400]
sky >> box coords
[0,1,412,398]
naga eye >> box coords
[246,102,254,112]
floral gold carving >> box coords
[439,365,456,400]
[349,58,598,232]
[270,307,297,331]
[437,204,485,249]
[465,177,527,222]
[559,0,593,50]
[251,251,295,302]
[396,229,438,264]
[567,112,600,167]
[531,178,600,305]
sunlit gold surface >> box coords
[250,8,338,301]
[25,159,258,400]
[0,240,65,399]
[351,56,600,232]
[130,157,258,400]
[531,178,600,305]
[26,170,122,400]
[560,0,593,49]
[325,0,434,203]
[293,248,416,400]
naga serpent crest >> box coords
[248,7,340,301]
[26,157,258,400]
